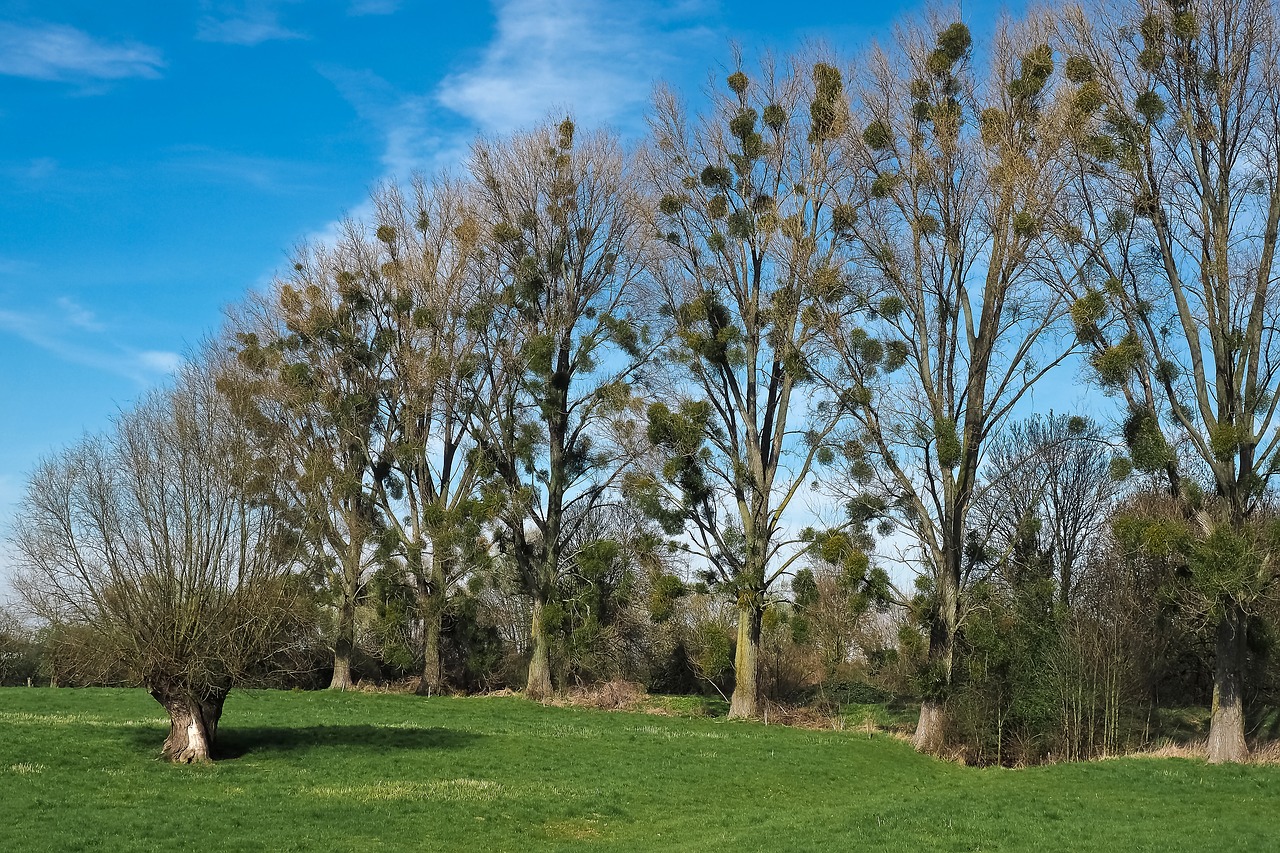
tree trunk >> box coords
[1207,602,1249,764]
[417,597,444,697]
[728,599,763,720]
[526,596,554,701]
[914,574,958,754]
[150,687,226,764]
[329,589,355,691]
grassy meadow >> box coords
[1,687,1277,851]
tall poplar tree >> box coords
[826,19,1079,751]
[639,56,854,719]
[1060,0,1280,762]
[469,119,651,700]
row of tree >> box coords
[9,0,1280,765]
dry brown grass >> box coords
[1117,738,1280,765]
[548,680,648,712]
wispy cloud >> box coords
[322,0,713,184]
[55,297,104,332]
[349,0,401,15]
[0,303,182,385]
[436,0,715,136]
[0,21,164,83]
[197,1,304,46]
[161,145,318,192]
[319,65,467,177]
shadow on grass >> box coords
[124,724,482,760]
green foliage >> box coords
[869,173,901,199]
[809,63,848,142]
[762,103,787,131]
[1135,90,1166,123]
[934,417,963,469]
[1092,332,1144,387]
[1064,54,1095,83]
[1209,422,1244,462]
[729,108,758,141]
[1122,406,1174,473]
[877,295,905,319]
[862,119,893,151]
[1070,289,1107,344]
[699,165,732,190]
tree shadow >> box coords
[124,724,482,760]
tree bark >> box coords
[728,599,763,720]
[526,596,554,701]
[914,701,947,755]
[1207,602,1249,764]
[417,598,444,697]
[914,572,958,754]
[151,687,226,764]
[329,588,355,691]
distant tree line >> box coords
[7,0,1280,765]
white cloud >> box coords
[136,350,183,374]
[319,65,468,178]
[436,0,714,136]
[0,21,164,83]
[0,304,183,385]
[197,1,304,46]
[322,0,713,185]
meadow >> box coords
[1,688,1276,851]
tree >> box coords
[638,55,857,718]
[362,176,502,695]
[824,19,1079,751]
[469,118,651,700]
[12,364,304,763]
[1059,0,1280,761]
[228,228,397,690]
[975,414,1121,607]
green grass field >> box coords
[1,688,1277,851]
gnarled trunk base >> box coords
[151,688,227,764]
[328,652,354,691]
[913,700,946,754]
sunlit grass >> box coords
[1,687,1277,851]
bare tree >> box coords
[12,364,304,763]
[362,176,501,695]
[824,17,1079,752]
[638,54,855,718]
[975,414,1121,606]
[1059,0,1280,761]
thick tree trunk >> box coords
[914,572,958,754]
[416,549,447,697]
[526,596,554,701]
[329,581,356,690]
[1207,602,1249,764]
[728,600,763,720]
[416,601,444,697]
[150,687,226,764]
[914,701,947,755]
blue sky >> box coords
[0,0,1037,588]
